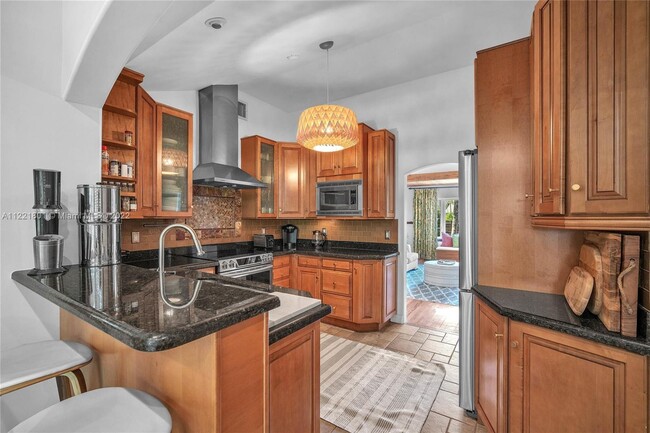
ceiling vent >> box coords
[205,17,227,30]
[238,101,247,120]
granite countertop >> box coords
[123,255,219,271]
[473,285,650,356]
[12,265,280,352]
[171,270,332,345]
[274,245,398,260]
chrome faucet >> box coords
[158,224,205,309]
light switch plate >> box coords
[385,230,390,240]
[131,231,140,244]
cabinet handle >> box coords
[332,306,336,311]
[511,340,519,348]
[571,184,581,191]
[333,282,337,288]
[495,333,504,338]
[524,193,533,199]
[548,188,559,192]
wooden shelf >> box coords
[102,175,136,183]
[120,191,137,197]
[103,104,137,118]
[102,139,136,150]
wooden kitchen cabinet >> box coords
[317,123,373,177]
[509,321,647,433]
[366,130,396,219]
[475,298,508,433]
[304,148,318,218]
[273,256,291,288]
[295,265,321,299]
[474,299,648,433]
[241,136,279,219]
[155,104,193,218]
[352,260,382,324]
[382,256,397,322]
[277,142,305,218]
[136,86,156,218]
[531,0,650,229]
[269,322,320,433]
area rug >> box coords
[407,264,459,306]
[320,333,445,433]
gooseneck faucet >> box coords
[158,224,206,309]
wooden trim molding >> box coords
[406,171,458,188]
[531,216,650,230]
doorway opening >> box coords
[404,168,460,334]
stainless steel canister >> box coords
[33,235,64,271]
[77,184,121,223]
[77,184,122,266]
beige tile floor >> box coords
[319,322,486,433]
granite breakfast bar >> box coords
[12,265,330,433]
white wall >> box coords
[1,2,101,430]
[291,65,476,321]
[145,88,297,168]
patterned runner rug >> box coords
[321,333,445,433]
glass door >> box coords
[157,106,193,217]
[259,141,275,216]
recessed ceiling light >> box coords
[286,54,300,61]
[205,17,227,30]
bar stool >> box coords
[0,340,92,397]
[1,341,172,433]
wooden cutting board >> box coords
[579,243,603,314]
[620,235,641,337]
[564,266,594,315]
[585,232,622,332]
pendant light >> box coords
[296,41,358,152]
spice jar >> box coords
[120,163,129,178]
[126,161,134,178]
[121,196,131,212]
[109,160,120,176]
[129,197,137,212]
[124,131,133,146]
[101,146,110,176]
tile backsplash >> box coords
[121,186,399,251]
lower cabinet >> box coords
[272,256,291,288]
[475,298,648,433]
[283,255,397,331]
[269,322,320,433]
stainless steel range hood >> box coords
[193,85,266,189]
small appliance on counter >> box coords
[281,224,298,251]
[32,169,62,236]
[253,234,275,250]
[311,230,326,250]
[77,184,122,267]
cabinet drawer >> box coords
[322,294,352,321]
[321,270,352,296]
[273,256,291,268]
[273,265,290,280]
[297,256,321,268]
[321,259,352,271]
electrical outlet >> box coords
[131,231,140,244]
[322,227,327,236]
[385,230,391,240]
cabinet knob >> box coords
[279,208,282,212]
[511,340,519,348]
[332,306,336,311]
[571,184,581,191]
[524,193,533,199]
[495,333,504,338]
[548,187,559,192]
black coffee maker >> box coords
[281,224,298,251]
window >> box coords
[438,198,459,236]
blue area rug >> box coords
[407,264,459,306]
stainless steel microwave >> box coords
[316,180,363,216]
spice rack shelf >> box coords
[103,104,137,118]
[102,175,136,183]
[102,139,135,150]
[119,191,137,197]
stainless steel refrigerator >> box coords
[458,149,477,415]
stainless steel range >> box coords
[217,252,273,283]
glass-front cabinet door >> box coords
[240,136,277,218]
[259,141,275,215]
[156,105,193,217]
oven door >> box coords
[220,263,273,285]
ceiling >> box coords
[128,1,535,112]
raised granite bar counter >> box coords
[274,240,399,260]
[12,264,280,352]
[473,285,650,356]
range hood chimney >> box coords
[193,85,266,189]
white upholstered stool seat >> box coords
[0,340,93,395]
[424,260,460,287]
[9,387,172,433]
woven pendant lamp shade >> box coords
[296,104,359,152]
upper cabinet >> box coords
[531,0,650,230]
[156,105,193,218]
[317,123,373,177]
[367,130,396,219]
[277,142,305,219]
[102,68,193,219]
[241,136,279,219]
